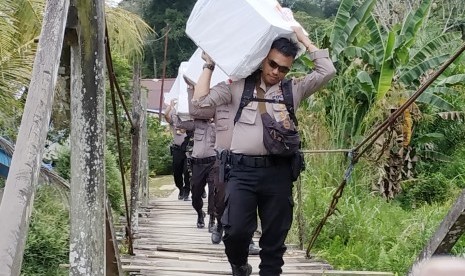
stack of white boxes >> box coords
[186,0,306,79]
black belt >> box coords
[191,156,216,165]
[229,153,287,168]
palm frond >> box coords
[14,0,45,43]
[105,6,153,61]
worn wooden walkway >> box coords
[121,190,394,276]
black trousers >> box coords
[172,147,190,195]
[191,157,216,216]
[222,158,293,276]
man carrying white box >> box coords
[191,27,336,276]
[188,1,336,275]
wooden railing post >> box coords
[410,188,465,273]
[130,62,142,237]
[0,0,70,274]
[140,80,149,207]
[69,0,106,274]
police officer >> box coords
[176,112,217,230]
[189,85,260,254]
[164,100,191,200]
[192,25,336,276]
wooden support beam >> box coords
[413,188,465,266]
[140,77,149,207]
[130,62,142,236]
[69,0,106,274]
[0,0,70,274]
[105,199,124,276]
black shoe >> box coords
[197,211,205,228]
[183,192,190,201]
[201,190,207,198]
[208,215,215,233]
[177,190,183,200]
[248,241,260,255]
[231,263,252,276]
[211,224,223,244]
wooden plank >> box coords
[0,0,70,274]
[415,188,465,266]
[124,264,392,275]
[106,200,124,276]
[132,272,391,276]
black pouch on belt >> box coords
[216,149,230,183]
[261,113,301,157]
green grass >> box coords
[288,154,461,275]
[148,175,176,198]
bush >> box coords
[147,117,172,175]
[22,185,69,275]
[441,146,465,189]
[397,173,451,209]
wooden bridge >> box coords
[1,0,465,275]
[119,188,393,276]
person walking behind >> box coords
[192,25,336,276]
[189,83,261,254]
[164,100,191,200]
[178,89,217,230]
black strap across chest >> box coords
[233,73,298,126]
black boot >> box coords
[183,190,190,201]
[197,211,205,228]
[211,223,223,244]
[177,189,184,200]
[231,263,252,276]
[208,215,215,233]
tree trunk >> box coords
[69,0,106,275]
[0,0,69,274]
[130,62,142,236]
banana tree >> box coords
[326,0,464,197]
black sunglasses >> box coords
[268,59,291,74]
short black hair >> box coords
[271,37,298,58]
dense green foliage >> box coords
[139,0,197,78]
[147,117,172,175]
[22,186,69,276]
[105,53,134,172]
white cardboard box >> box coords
[166,48,230,120]
[183,48,230,87]
[186,0,306,79]
[164,62,191,120]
